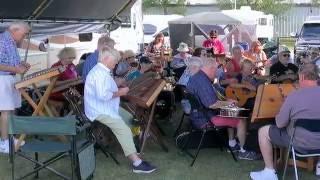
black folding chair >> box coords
[173,85,190,137]
[282,119,320,180]
[64,88,120,165]
[180,91,237,166]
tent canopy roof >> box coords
[0,0,136,38]
[0,0,135,22]
[168,12,242,25]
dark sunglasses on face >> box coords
[282,54,290,57]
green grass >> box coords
[0,111,317,180]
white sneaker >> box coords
[0,140,9,154]
[250,168,278,180]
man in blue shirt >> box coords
[0,22,31,153]
[187,58,260,160]
[82,36,115,79]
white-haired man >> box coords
[82,36,115,79]
[186,58,260,160]
[0,22,31,153]
[84,46,156,174]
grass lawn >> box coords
[0,111,317,180]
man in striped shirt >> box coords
[84,46,156,174]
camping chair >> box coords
[63,88,120,165]
[181,91,237,166]
[173,85,190,137]
[9,115,78,180]
[282,119,320,180]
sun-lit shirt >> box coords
[82,50,99,79]
[0,31,21,75]
[84,63,120,121]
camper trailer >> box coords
[222,6,274,42]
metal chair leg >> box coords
[173,113,185,137]
[190,130,206,166]
[292,148,299,180]
[9,135,15,180]
[282,147,291,180]
[34,152,39,179]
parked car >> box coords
[291,16,320,63]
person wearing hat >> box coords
[202,30,225,54]
[115,50,136,77]
[270,45,298,84]
[171,42,192,78]
[125,56,153,81]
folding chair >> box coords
[181,92,237,166]
[9,115,78,180]
[282,119,320,180]
[173,86,190,137]
[63,88,120,165]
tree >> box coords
[143,0,187,15]
[216,0,293,16]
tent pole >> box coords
[191,23,195,48]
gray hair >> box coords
[232,44,244,54]
[97,36,115,50]
[8,21,31,32]
[186,57,202,67]
[98,46,120,63]
[57,47,76,60]
[200,57,218,69]
[299,63,319,81]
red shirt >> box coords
[202,39,225,54]
[51,61,78,81]
[50,61,78,101]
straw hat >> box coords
[177,42,189,52]
[122,50,136,59]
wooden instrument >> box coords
[125,72,165,108]
[251,84,298,122]
[51,77,83,93]
[123,72,168,153]
[225,86,256,107]
[15,66,65,89]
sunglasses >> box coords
[282,54,290,57]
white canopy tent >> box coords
[168,11,257,54]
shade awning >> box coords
[169,12,241,25]
[0,0,135,21]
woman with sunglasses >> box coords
[202,30,225,54]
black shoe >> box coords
[133,161,156,174]
[227,144,240,153]
[238,151,262,161]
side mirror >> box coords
[290,32,298,38]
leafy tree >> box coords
[143,0,186,15]
[216,0,293,16]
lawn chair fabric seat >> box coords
[9,115,79,180]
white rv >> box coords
[222,6,274,42]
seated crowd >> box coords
[1,22,320,179]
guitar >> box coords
[225,86,256,107]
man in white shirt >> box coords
[84,46,156,174]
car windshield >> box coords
[301,23,320,38]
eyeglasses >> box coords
[68,57,76,60]
[282,54,290,57]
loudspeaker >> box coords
[79,33,93,42]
